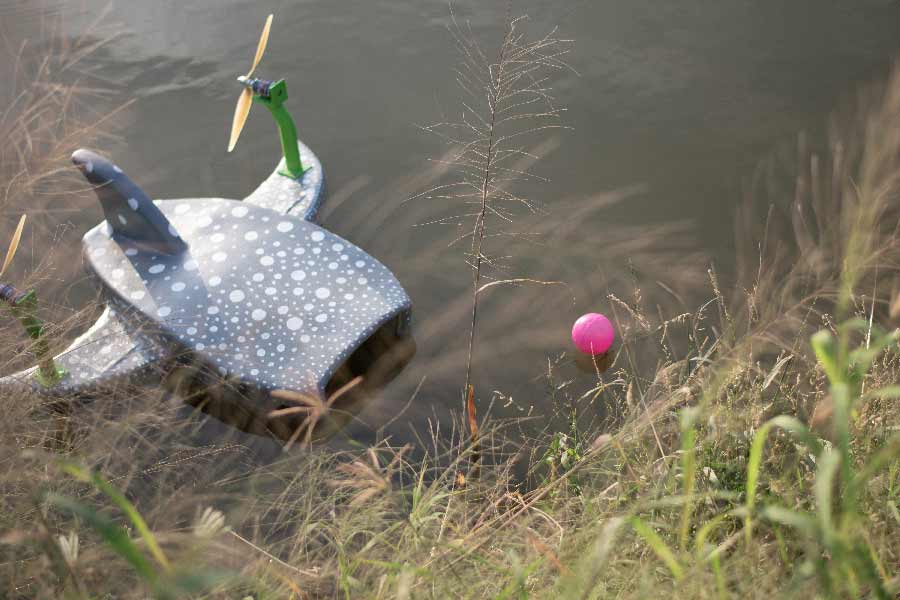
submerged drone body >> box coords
[0,15,414,439]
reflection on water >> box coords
[171,322,416,444]
[4,0,900,449]
[573,351,614,375]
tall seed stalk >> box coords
[421,7,572,426]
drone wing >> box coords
[0,307,168,396]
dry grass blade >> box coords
[526,532,571,576]
[270,375,363,449]
[0,214,26,277]
[329,444,411,506]
[465,384,478,439]
[475,277,567,296]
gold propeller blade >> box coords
[228,87,253,153]
[247,14,273,77]
[228,14,273,153]
[0,214,26,278]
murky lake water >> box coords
[5,0,900,450]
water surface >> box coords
[5,0,900,448]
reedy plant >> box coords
[419,8,572,418]
[604,321,899,599]
[749,322,899,598]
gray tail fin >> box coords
[72,149,187,255]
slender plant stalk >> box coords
[462,16,514,418]
[452,7,570,423]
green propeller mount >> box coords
[0,215,66,387]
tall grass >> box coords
[0,7,898,600]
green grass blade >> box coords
[694,513,730,560]
[864,385,900,400]
[758,506,818,538]
[811,330,842,385]
[629,516,683,581]
[47,493,159,586]
[710,553,727,600]
[745,421,774,546]
[59,462,171,573]
[767,416,824,456]
[813,449,840,547]
[678,410,698,552]
[849,542,891,600]
[831,383,853,493]
[837,317,871,336]
[849,329,899,381]
[745,416,824,546]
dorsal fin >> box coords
[72,149,187,255]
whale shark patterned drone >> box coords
[0,15,413,437]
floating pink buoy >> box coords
[571,313,615,355]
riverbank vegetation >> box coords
[1,9,898,600]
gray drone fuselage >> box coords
[4,142,412,422]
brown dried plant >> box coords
[328,444,411,507]
[418,8,573,424]
[270,375,364,450]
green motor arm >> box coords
[0,285,67,386]
[254,79,307,179]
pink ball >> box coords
[571,313,615,355]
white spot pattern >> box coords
[80,168,407,394]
